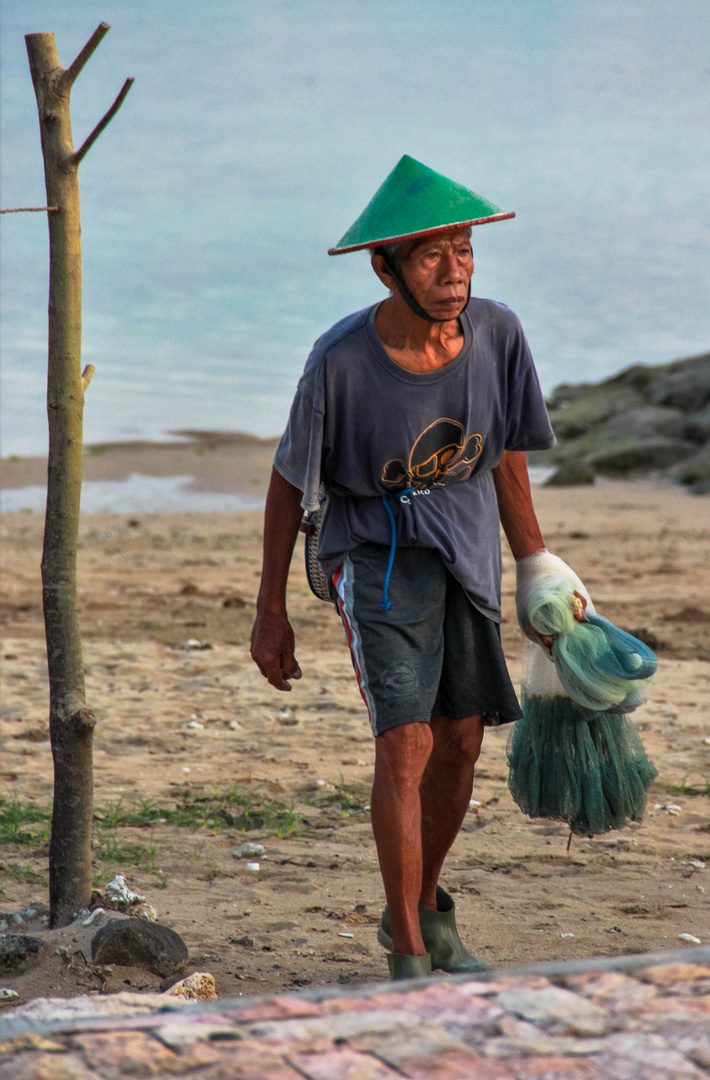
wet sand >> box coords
[0,432,279,496]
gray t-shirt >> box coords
[275,298,555,621]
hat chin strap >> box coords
[377,249,470,324]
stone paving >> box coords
[1,947,710,1078]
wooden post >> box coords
[25,24,133,928]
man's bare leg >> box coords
[419,713,484,909]
[370,722,433,955]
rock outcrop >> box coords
[91,919,188,978]
[534,351,710,491]
[0,935,44,973]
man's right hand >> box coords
[250,610,302,691]
[249,467,307,690]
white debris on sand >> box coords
[104,875,146,909]
[232,842,266,859]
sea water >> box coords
[2,0,709,457]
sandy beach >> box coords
[1,439,710,1006]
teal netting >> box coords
[527,576,657,712]
[507,692,659,836]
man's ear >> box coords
[371,252,395,290]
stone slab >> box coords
[2,947,710,1079]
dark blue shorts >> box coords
[332,543,522,737]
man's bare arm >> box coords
[250,467,305,691]
[492,450,545,561]
[495,453,587,648]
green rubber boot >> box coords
[378,887,488,975]
[386,951,432,980]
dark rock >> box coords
[0,934,44,973]
[549,386,645,441]
[589,439,696,475]
[601,406,686,443]
[683,403,710,444]
[544,460,596,487]
[675,444,710,487]
[675,444,710,494]
[91,918,188,977]
[541,354,710,492]
[648,353,710,411]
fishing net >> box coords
[508,551,658,836]
[527,574,657,712]
[508,681,659,836]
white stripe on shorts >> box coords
[334,554,377,733]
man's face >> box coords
[399,229,474,320]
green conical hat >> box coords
[328,155,514,255]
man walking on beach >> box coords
[251,156,555,979]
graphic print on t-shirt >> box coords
[381,418,483,490]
